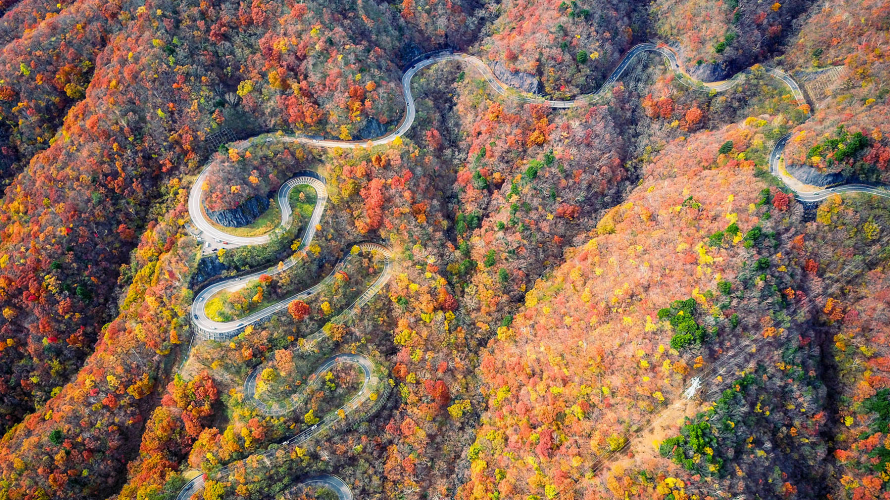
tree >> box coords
[204,481,225,500]
[49,430,64,446]
[288,300,310,321]
[304,409,319,426]
[772,191,790,211]
[498,268,510,285]
[656,97,675,119]
[432,380,451,407]
[685,107,704,129]
[359,178,385,232]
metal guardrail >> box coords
[178,40,865,500]
[190,241,392,341]
[402,48,454,72]
[243,352,380,418]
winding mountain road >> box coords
[176,473,353,500]
[769,134,890,201]
[243,353,375,417]
[297,476,354,500]
[189,167,327,250]
[183,156,392,498]
[189,42,877,255]
[178,40,887,500]
[191,239,392,340]
[175,354,374,500]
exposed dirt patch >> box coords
[609,397,705,474]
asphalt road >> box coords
[190,241,392,340]
[178,41,887,500]
[189,43,881,250]
[243,353,374,418]
[176,473,353,500]
[175,354,374,500]
[769,134,890,201]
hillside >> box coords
[0,1,886,500]
[651,0,812,82]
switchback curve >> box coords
[176,474,353,500]
[243,353,375,418]
[179,40,887,500]
[176,353,375,500]
[190,239,392,341]
[188,42,879,235]
[185,171,392,499]
[769,134,890,201]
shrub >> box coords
[864,389,890,434]
[757,188,772,206]
[49,429,64,446]
[484,250,496,267]
[456,210,482,235]
[457,259,477,276]
[744,226,762,243]
[456,215,466,234]
[807,126,869,165]
[498,268,509,284]
[524,160,542,181]
[459,241,470,258]
[472,170,488,190]
[544,150,555,165]
[466,211,482,230]
[659,420,722,474]
[659,298,709,350]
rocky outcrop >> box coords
[492,61,540,94]
[401,41,424,69]
[786,164,845,187]
[358,118,387,140]
[206,195,270,227]
[688,60,731,83]
[190,254,227,289]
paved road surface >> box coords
[191,241,392,340]
[243,353,375,418]
[189,43,881,252]
[769,134,890,201]
[178,40,888,500]
[176,473,353,500]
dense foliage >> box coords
[0,0,886,499]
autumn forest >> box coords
[0,0,888,499]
